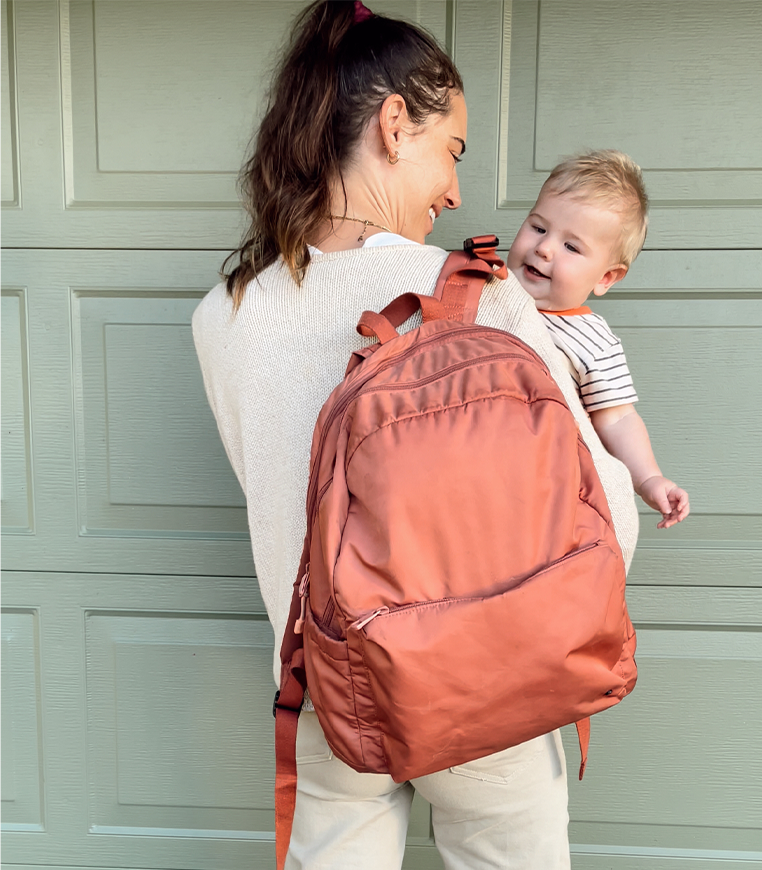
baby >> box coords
[507,150,690,528]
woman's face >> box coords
[394,91,467,243]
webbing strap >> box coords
[274,650,305,870]
[433,242,507,324]
[576,717,591,780]
[357,293,446,342]
[357,239,507,340]
[274,547,309,870]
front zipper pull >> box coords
[294,564,310,634]
[351,606,390,631]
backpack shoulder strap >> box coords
[357,235,507,342]
[433,235,508,324]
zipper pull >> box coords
[294,564,310,634]
[351,606,390,631]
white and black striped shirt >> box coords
[539,307,638,412]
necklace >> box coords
[329,215,392,243]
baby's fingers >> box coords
[658,487,690,528]
[657,512,679,530]
[669,487,691,521]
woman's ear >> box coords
[593,264,628,297]
[378,94,409,158]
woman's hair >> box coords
[224,0,463,307]
[541,150,649,267]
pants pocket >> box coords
[296,711,334,765]
[448,735,545,783]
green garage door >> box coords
[2,2,761,868]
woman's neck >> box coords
[312,218,391,252]
[311,168,404,252]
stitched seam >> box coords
[450,743,543,783]
[359,638,389,771]
[347,645,370,769]
[345,393,571,468]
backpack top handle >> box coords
[357,236,507,344]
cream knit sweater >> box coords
[192,245,639,686]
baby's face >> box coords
[507,190,625,311]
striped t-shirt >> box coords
[539,307,638,412]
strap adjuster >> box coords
[273,690,304,718]
[464,234,500,252]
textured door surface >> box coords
[2,2,761,869]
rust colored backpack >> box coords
[274,237,637,867]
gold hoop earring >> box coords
[386,150,400,165]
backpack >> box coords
[274,237,637,867]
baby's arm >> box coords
[589,404,690,529]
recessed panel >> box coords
[567,620,762,852]
[62,0,449,205]
[588,296,762,543]
[1,0,19,205]
[72,289,248,538]
[495,0,762,247]
[1,609,44,831]
[103,322,243,508]
[534,1,762,170]
[92,1,276,173]
[86,610,275,834]
[1,289,34,534]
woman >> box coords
[193,2,638,867]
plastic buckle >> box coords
[464,235,500,252]
[272,690,304,718]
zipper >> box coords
[356,352,530,399]
[306,351,529,534]
[305,325,554,635]
[321,597,335,630]
[349,543,602,631]
[293,564,310,635]
[305,326,544,529]
[350,607,390,630]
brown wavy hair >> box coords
[223,0,463,308]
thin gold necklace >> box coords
[329,215,392,243]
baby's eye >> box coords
[531,224,546,234]
[451,152,462,164]
[565,242,580,253]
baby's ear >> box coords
[593,264,628,297]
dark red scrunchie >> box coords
[354,1,373,23]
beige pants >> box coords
[286,712,570,870]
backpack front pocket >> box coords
[349,541,631,782]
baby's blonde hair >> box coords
[542,150,648,267]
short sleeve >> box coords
[540,311,639,413]
[577,336,639,411]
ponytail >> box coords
[224,0,462,307]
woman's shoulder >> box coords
[192,281,229,335]
[476,267,536,333]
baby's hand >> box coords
[636,476,690,529]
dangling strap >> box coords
[576,717,591,780]
[274,650,306,869]
[274,548,309,870]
